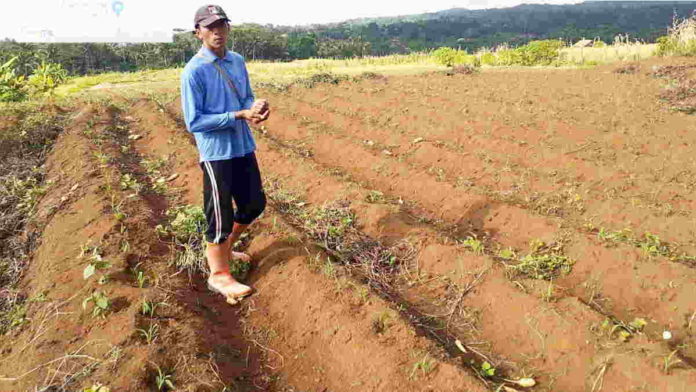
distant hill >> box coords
[282,1,696,54]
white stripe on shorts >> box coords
[203,161,223,244]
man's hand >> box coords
[234,99,270,125]
[251,99,268,115]
[250,99,270,124]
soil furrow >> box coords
[251,103,696,342]
[268,89,696,252]
[250,127,696,391]
[261,72,696,249]
[165,95,696,355]
[129,99,491,392]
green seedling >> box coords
[82,291,110,318]
[153,363,175,391]
[663,350,683,374]
[462,236,485,255]
[602,317,648,342]
[322,258,336,278]
[229,258,251,280]
[481,361,496,377]
[119,173,142,192]
[507,240,574,280]
[111,196,126,221]
[141,300,162,318]
[137,323,159,345]
[365,190,386,203]
[132,267,148,288]
[498,248,516,260]
[372,310,393,334]
[142,157,168,175]
[80,245,111,280]
[151,177,168,194]
[639,233,670,258]
[93,151,110,166]
[410,354,436,379]
[597,227,632,244]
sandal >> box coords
[207,272,253,306]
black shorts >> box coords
[201,152,266,244]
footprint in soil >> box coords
[245,239,304,285]
[110,296,130,313]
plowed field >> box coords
[1,58,695,392]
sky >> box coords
[0,0,593,42]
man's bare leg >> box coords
[206,226,252,298]
[227,222,251,262]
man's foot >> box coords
[207,271,253,305]
[231,251,252,263]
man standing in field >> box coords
[180,4,270,305]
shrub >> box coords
[0,57,27,102]
[657,15,696,56]
[495,48,523,66]
[480,52,496,66]
[26,61,68,96]
[431,47,478,67]
[517,40,564,66]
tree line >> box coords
[1,1,693,76]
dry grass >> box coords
[0,103,67,334]
[561,44,657,65]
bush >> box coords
[657,15,696,56]
[495,48,523,66]
[517,40,564,66]
[0,57,27,103]
[480,52,496,66]
[431,47,478,67]
[26,61,68,96]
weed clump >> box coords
[442,64,479,76]
[502,239,574,280]
[614,63,640,74]
[265,179,405,280]
[294,72,347,88]
[156,205,207,275]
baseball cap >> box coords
[194,5,230,28]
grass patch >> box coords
[156,205,207,275]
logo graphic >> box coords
[208,6,221,14]
[112,1,124,17]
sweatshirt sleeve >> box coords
[181,68,235,133]
[240,59,255,111]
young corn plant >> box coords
[82,291,110,318]
[152,362,175,391]
[141,300,167,318]
[409,354,436,380]
[136,323,159,345]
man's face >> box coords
[195,19,229,50]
